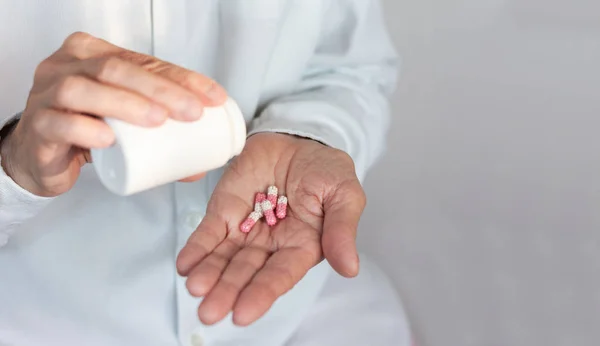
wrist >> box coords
[0,125,39,195]
[1,127,20,180]
[0,115,19,173]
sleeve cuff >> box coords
[247,99,370,180]
[247,117,348,150]
[248,100,354,153]
[0,159,54,205]
[0,155,54,247]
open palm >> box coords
[176,132,366,326]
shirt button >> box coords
[185,213,203,229]
[190,333,204,346]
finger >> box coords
[184,239,240,297]
[198,247,269,325]
[60,32,122,59]
[178,172,206,182]
[60,32,227,110]
[48,75,168,127]
[177,214,228,276]
[79,56,207,121]
[154,67,227,107]
[32,109,115,148]
[232,247,320,326]
[321,181,365,278]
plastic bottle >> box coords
[91,97,246,196]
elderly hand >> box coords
[0,32,226,197]
[176,132,366,326]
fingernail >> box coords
[204,81,226,104]
[147,105,168,125]
[182,97,204,120]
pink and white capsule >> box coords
[261,200,278,226]
[267,186,278,209]
[276,195,288,219]
[240,211,262,233]
[254,193,266,217]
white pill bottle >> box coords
[91,97,246,196]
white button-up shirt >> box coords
[0,1,398,345]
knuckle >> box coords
[63,31,93,49]
[53,115,75,139]
[117,50,156,67]
[179,73,201,89]
[329,236,354,257]
[30,109,52,136]
[95,56,123,81]
[357,187,367,207]
[54,76,82,106]
[117,93,152,119]
[338,178,366,208]
[34,59,55,79]
[149,85,171,101]
[30,114,46,135]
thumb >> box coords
[321,182,366,278]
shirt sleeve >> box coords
[247,0,399,181]
[0,113,54,247]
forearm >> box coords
[248,0,398,180]
[248,75,395,180]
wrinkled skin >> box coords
[177,132,367,326]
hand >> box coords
[176,133,366,326]
[0,32,227,197]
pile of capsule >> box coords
[240,186,288,233]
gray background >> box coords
[358,0,600,345]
